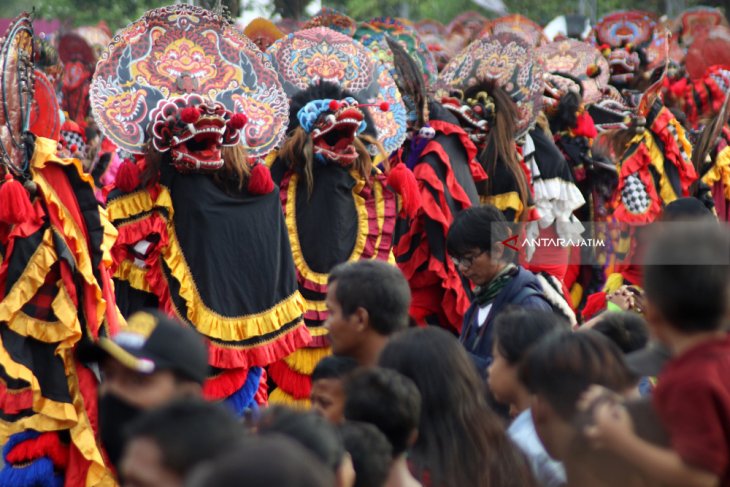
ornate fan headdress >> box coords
[480,14,548,47]
[537,38,610,109]
[438,32,544,139]
[0,13,34,177]
[267,27,407,155]
[592,11,657,88]
[90,4,289,173]
[303,8,358,37]
[355,18,439,89]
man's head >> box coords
[325,261,411,362]
[120,398,243,487]
[340,422,393,487]
[344,367,421,458]
[84,310,209,469]
[186,435,335,487]
[643,221,730,340]
[258,406,351,486]
[311,356,359,424]
[487,308,569,407]
[446,205,513,286]
[519,330,637,460]
[589,311,649,354]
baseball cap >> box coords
[625,342,671,378]
[83,310,209,384]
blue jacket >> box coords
[460,267,552,376]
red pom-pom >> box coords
[329,100,341,111]
[248,163,275,195]
[387,163,422,219]
[0,173,33,225]
[573,112,597,139]
[229,113,248,130]
[69,144,78,153]
[116,160,141,193]
[180,106,201,124]
[379,102,390,112]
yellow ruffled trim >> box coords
[164,223,306,342]
[269,387,311,409]
[0,334,78,441]
[630,126,691,205]
[303,297,328,313]
[285,170,369,286]
[31,147,109,328]
[603,273,625,294]
[308,326,329,337]
[481,192,524,220]
[702,145,730,201]
[106,186,175,222]
[114,259,153,293]
[282,346,332,375]
[0,228,57,322]
[110,184,305,342]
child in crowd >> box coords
[582,222,730,486]
[487,308,570,487]
[520,331,640,486]
[311,356,359,424]
[345,367,423,487]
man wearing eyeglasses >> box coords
[446,205,553,377]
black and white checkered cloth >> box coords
[622,173,651,214]
[61,130,86,154]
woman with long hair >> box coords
[379,327,536,487]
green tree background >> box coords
[0,0,726,32]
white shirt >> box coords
[508,409,566,487]
[476,304,492,328]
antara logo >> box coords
[501,236,605,251]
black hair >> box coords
[257,406,345,473]
[644,221,730,332]
[124,398,244,477]
[185,435,335,487]
[328,260,411,335]
[591,312,649,354]
[660,197,714,222]
[446,204,513,260]
[340,421,393,487]
[344,367,421,457]
[312,356,359,382]
[520,330,637,421]
[493,308,570,365]
[379,327,535,487]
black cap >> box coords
[86,310,209,384]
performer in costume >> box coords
[438,33,543,223]
[90,5,309,414]
[242,18,285,51]
[265,27,407,407]
[58,32,96,127]
[385,36,485,333]
[0,14,120,486]
[586,69,697,316]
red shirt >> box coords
[653,334,730,484]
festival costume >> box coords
[0,14,120,486]
[265,27,407,406]
[479,14,547,47]
[90,5,309,413]
[383,36,484,333]
[242,18,285,52]
[538,39,615,304]
[591,11,658,91]
[58,32,96,127]
[438,32,543,222]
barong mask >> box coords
[150,94,247,172]
[441,91,494,147]
[297,97,367,166]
